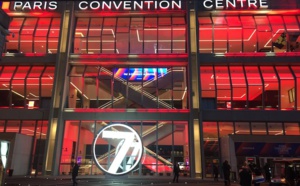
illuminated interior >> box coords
[0,0,300,179]
[199,15,300,53]
[200,66,300,110]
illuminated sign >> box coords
[5,1,183,11]
[114,68,168,81]
[202,0,269,10]
[11,1,58,11]
[1,141,9,169]
[92,124,143,175]
[77,1,183,11]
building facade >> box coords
[0,0,300,178]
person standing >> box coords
[172,162,180,183]
[213,164,219,182]
[263,163,271,182]
[222,160,231,186]
[239,167,252,186]
[72,163,79,186]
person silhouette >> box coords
[72,163,79,186]
[173,162,180,183]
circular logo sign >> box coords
[92,124,143,175]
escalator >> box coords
[98,68,184,109]
[79,122,183,173]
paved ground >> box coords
[3,176,271,186]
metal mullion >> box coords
[128,17,131,54]
[111,67,115,108]
[289,66,297,110]
[28,120,38,175]
[126,66,129,108]
[273,66,280,110]
[238,15,244,52]
[19,18,26,53]
[10,67,18,108]
[143,17,145,53]
[211,15,215,53]
[3,120,7,132]
[258,66,265,110]
[86,18,91,54]
[171,67,174,108]
[227,66,233,110]
[281,15,289,52]
[100,18,105,54]
[39,66,46,107]
[242,66,249,110]
[46,18,53,54]
[96,67,101,108]
[213,66,217,108]
[142,67,144,107]
[253,15,258,52]
[81,66,88,108]
[32,18,39,53]
[185,14,188,54]
[225,15,229,52]
[156,16,159,54]
[75,121,82,166]
[171,16,173,53]
[114,18,117,54]
[156,66,159,108]
[24,66,32,108]
[19,120,22,134]
[266,15,274,52]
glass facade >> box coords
[0,0,300,179]
[200,66,300,110]
[199,15,300,53]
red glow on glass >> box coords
[70,108,189,113]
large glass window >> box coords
[0,66,55,109]
[68,66,187,109]
[60,120,189,176]
[5,17,60,54]
[73,16,186,54]
[199,15,300,53]
[200,66,300,111]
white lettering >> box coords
[172,1,181,9]
[123,1,131,10]
[160,1,170,9]
[113,1,122,10]
[260,0,268,8]
[33,1,42,10]
[13,1,23,10]
[203,0,213,9]
[238,0,244,8]
[248,0,258,9]
[49,1,57,10]
[133,1,143,10]
[226,0,236,8]
[102,1,111,9]
[22,2,31,10]
[144,1,152,10]
[216,0,224,9]
[90,1,100,10]
[79,1,88,10]
[203,0,269,9]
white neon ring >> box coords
[92,123,143,175]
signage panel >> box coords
[3,1,185,12]
[92,124,143,175]
[75,0,184,11]
[235,142,300,157]
[199,0,300,10]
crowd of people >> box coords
[214,159,300,186]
